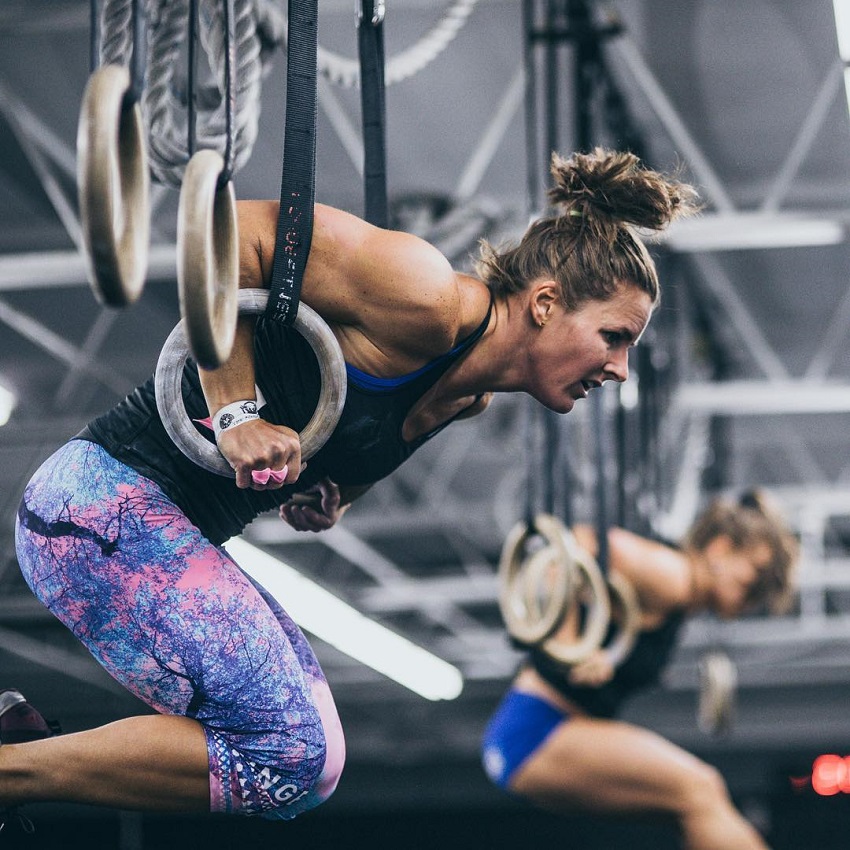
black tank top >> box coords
[79,299,493,544]
[529,608,686,718]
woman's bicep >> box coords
[237,199,279,289]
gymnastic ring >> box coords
[497,514,574,646]
[177,149,239,370]
[154,288,347,476]
[77,64,150,307]
[539,527,611,667]
[601,572,641,668]
[698,650,737,736]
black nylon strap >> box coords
[265,0,319,326]
[358,0,388,228]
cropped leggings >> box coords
[14,439,345,819]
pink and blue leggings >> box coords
[14,439,345,819]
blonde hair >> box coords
[683,490,799,615]
[475,148,699,308]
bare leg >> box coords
[510,716,769,850]
[0,716,209,812]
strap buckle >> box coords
[358,0,385,27]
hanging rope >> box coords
[309,0,480,88]
[98,0,274,186]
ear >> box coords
[703,534,734,564]
[529,280,559,327]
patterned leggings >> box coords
[14,440,345,819]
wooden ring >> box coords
[539,525,611,666]
[177,149,239,370]
[698,650,737,736]
[77,64,150,307]
[497,514,574,646]
[154,288,347,476]
[601,572,642,668]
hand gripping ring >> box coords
[77,64,150,307]
[498,514,574,646]
[154,288,347,476]
[177,149,240,370]
[698,650,737,736]
[601,572,642,668]
[539,525,611,667]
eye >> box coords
[602,331,623,346]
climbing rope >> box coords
[94,0,479,186]
[292,0,481,88]
[98,0,274,186]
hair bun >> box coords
[547,147,700,232]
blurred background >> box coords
[2,0,850,847]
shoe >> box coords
[0,690,56,837]
[0,808,35,836]
[0,690,56,745]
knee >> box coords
[676,759,733,818]
[314,704,346,801]
[308,677,346,801]
[209,703,346,820]
[257,692,346,819]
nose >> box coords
[603,348,629,383]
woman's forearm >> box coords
[198,316,258,415]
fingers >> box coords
[567,652,614,687]
[316,476,342,515]
[279,502,335,533]
[279,478,343,533]
[218,420,303,490]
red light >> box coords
[812,755,849,796]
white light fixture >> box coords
[673,381,850,415]
[844,65,850,117]
[659,212,844,252]
[0,381,17,426]
[225,538,464,701]
[834,0,850,61]
[834,1,850,115]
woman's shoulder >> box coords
[597,527,692,620]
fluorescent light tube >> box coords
[0,382,16,426]
[673,381,850,415]
[225,537,464,701]
[844,65,850,116]
[835,0,850,61]
[660,212,844,252]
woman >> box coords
[3,149,696,822]
[481,491,798,850]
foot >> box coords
[0,690,57,836]
[0,689,55,745]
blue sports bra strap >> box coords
[265,0,319,326]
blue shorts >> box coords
[481,689,568,789]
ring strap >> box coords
[358,0,388,227]
[591,388,610,576]
[265,0,319,326]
